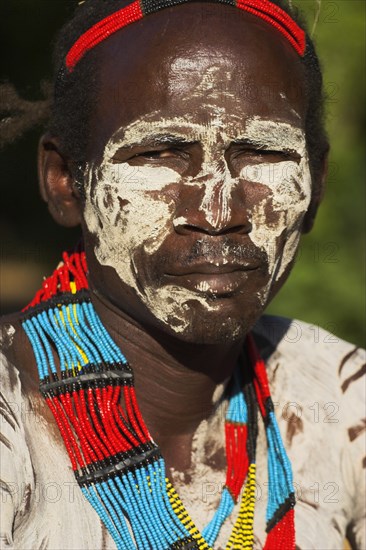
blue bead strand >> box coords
[89,306,129,364]
[83,302,128,364]
[114,475,150,548]
[202,486,235,545]
[23,319,48,380]
[77,303,115,364]
[125,469,172,549]
[134,467,172,548]
[201,369,248,544]
[146,462,188,543]
[69,303,104,365]
[150,459,191,539]
[46,308,80,369]
[265,411,294,522]
[268,412,294,487]
[97,480,136,549]
[54,306,89,368]
[40,309,77,372]
[227,370,248,423]
[37,311,72,373]
[62,303,104,367]
[81,485,125,550]
[80,302,119,363]
[30,316,57,376]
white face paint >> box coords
[240,117,312,302]
[83,66,312,337]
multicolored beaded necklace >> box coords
[21,251,296,549]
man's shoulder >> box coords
[0,310,21,347]
[253,314,365,395]
[254,313,363,359]
[0,310,35,381]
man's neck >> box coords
[91,289,244,470]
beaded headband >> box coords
[66,0,306,73]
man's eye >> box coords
[234,149,300,162]
[111,147,187,164]
[133,148,182,160]
[238,149,283,157]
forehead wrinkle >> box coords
[103,114,306,163]
[244,118,306,152]
[104,120,225,162]
[238,132,304,152]
[110,131,193,149]
[108,120,205,153]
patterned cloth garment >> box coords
[1,311,364,549]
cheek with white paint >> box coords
[84,153,222,334]
[84,159,180,288]
[239,118,312,294]
[240,156,311,305]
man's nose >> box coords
[174,168,252,236]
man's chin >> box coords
[158,310,255,345]
[140,284,268,345]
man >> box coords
[1,1,364,549]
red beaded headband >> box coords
[66,0,306,73]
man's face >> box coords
[82,5,310,343]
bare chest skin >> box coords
[169,400,229,533]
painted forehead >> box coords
[100,61,305,156]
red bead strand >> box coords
[45,397,79,471]
[73,251,88,288]
[66,1,143,71]
[129,387,151,441]
[86,388,118,455]
[263,508,295,549]
[123,386,147,443]
[78,388,110,458]
[247,333,271,417]
[60,392,95,464]
[49,397,86,469]
[73,389,107,461]
[94,388,121,455]
[65,0,305,75]
[112,402,141,449]
[101,386,129,454]
[236,0,305,55]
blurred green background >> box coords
[0,1,365,346]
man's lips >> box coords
[166,262,260,275]
[164,262,263,295]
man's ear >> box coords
[38,134,83,227]
[302,149,329,234]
